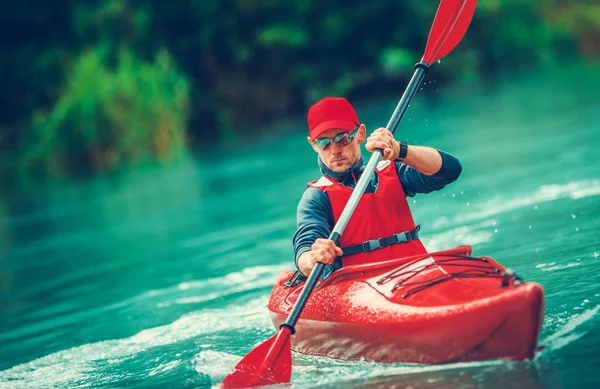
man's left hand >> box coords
[366,128,399,161]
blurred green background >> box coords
[1,0,599,189]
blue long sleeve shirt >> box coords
[292,150,462,266]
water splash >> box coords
[541,304,600,352]
[0,296,272,388]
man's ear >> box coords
[307,136,318,152]
[357,124,367,144]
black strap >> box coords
[340,225,420,257]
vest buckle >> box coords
[363,238,383,251]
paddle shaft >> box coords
[281,62,431,331]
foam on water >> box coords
[148,264,288,308]
[454,179,600,224]
[423,219,496,252]
[0,295,272,388]
[541,304,600,352]
[195,348,507,389]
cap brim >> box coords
[310,119,357,140]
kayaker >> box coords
[293,96,462,278]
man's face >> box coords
[308,125,366,172]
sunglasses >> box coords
[312,127,359,151]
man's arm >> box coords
[398,147,462,196]
[292,188,339,276]
[401,145,442,175]
[365,128,462,196]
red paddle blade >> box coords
[220,328,292,389]
[422,0,477,64]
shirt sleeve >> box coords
[398,149,462,197]
[292,187,334,268]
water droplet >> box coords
[452,194,456,197]
[535,248,540,253]
[494,229,498,233]
[478,192,482,196]
[571,213,576,219]
[437,59,441,63]
[466,202,470,207]
[534,205,538,210]
[529,225,532,229]
[408,118,411,121]
[584,299,590,303]
[575,227,579,232]
[460,191,464,195]
[413,199,417,204]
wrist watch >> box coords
[395,141,408,161]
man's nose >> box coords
[330,141,342,153]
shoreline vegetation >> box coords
[1,0,599,190]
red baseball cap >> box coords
[307,97,360,140]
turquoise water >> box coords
[1,65,599,388]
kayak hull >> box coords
[268,245,544,364]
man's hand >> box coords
[366,128,400,161]
[297,239,343,276]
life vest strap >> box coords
[341,225,421,257]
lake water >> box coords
[1,63,599,388]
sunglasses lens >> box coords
[337,135,352,147]
[314,138,332,150]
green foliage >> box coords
[257,25,308,48]
[18,47,190,183]
[2,0,600,188]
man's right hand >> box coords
[297,239,343,276]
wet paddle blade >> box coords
[220,328,292,389]
[422,0,477,64]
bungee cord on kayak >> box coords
[377,254,524,298]
[392,261,512,298]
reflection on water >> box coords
[307,357,564,389]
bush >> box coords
[18,46,190,182]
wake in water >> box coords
[0,265,287,389]
[453,179,600,224]
[194,302,599,389]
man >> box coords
[293,96,462,277]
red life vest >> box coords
[308,160,428,267]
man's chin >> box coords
[329,160,351,172]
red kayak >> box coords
[268,245,544,364]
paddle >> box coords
[220,1,477,387]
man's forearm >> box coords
[401,144,442,176]
[297,251,314,276]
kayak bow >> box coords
[269,245,544,364]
